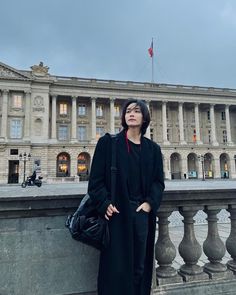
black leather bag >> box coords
[65,134,117,250]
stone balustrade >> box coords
[0,189,236,294]
[154,189,236,295]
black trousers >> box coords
[130,200,149,295]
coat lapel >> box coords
[140,137,152,196]
[117,130,129,184]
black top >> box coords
[127,140,143,201]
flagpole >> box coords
[152,37,154,83]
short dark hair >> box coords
[121,99,150,135]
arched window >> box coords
[57,152,70,177]
[77,152,91,181]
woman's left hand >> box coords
[136,202,151,213]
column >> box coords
[178,102,186,145]
[51,95,57,140]
[71,95,77,142]
[225,105,233,145]
[91,97,96,143]
[162,101,170,145]
[229,157,236,179]
[194,103,202,144]
[145,100,151,139]
[110,97,115,134]
[210,104,219,146]
[214,156,221,179]
[1,89,9,140]
[23,91,31,141]
[181,157,188,179]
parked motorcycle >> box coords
[21,176,43,188]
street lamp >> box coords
[198,154,205,181]
[19,152,31,183]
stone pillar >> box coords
[51,95,57,140]
[91,97,96,143]
[71,96,77,142]
[145,100,151,139]
[1,89,9,140]
[194,103,202,144]
[203,207,229,279]
[210,104,219,146]
[155,210,181,285]
[23,91,31,141]
[226,206,236,274]
[178,208,207,281]
[214,156,221,179]
[110,97,115,134]
[225,105,233,145]
[162,101,170,145]
[178,102,186,144]
[229,157,236,179]
[181,157,188,179]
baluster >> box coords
[155,210,182,285]
[178,207,208,282]
[203,206,233,279]
[226,205,236,274]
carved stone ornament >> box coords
[0,65,19,78]
[31,62,49,77]
[34,96,44,107]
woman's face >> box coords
[125,103,143,129]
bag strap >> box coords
[110,134,117,204]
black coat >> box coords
[88,130,165,295]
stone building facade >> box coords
[0,61,236,184]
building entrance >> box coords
[8,160,19,183]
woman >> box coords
[88,99,165,295]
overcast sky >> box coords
[1,0,236,88]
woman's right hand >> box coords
[105,204,120,220]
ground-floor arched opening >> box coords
[170,153,181,179]
[220,153,230,178]
[204,153,214,179]
[187,153,198,178]
[77,152,91,181]
[57,152,70,177]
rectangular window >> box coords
[193,128,196,143]
[167,129,170,141]
[96,127,105,139]
[10,119,22,138]
[10,149,18,155]
[221,111,226,120]
[223,130,227,143]
[58,125,68,140]
[96,105,103,117]
[12,94,22,109]
[114,106,120,118]
[207,110,210,121]
[78,104,86,116]
[208,129,211,144]
[150,128,154,141]
[78,126,87,141]
[59,103,67,115]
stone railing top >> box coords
[0,188,236,217]
[50,75,236,97]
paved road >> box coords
[1,179,236,198]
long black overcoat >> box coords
[88,130,165,295]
